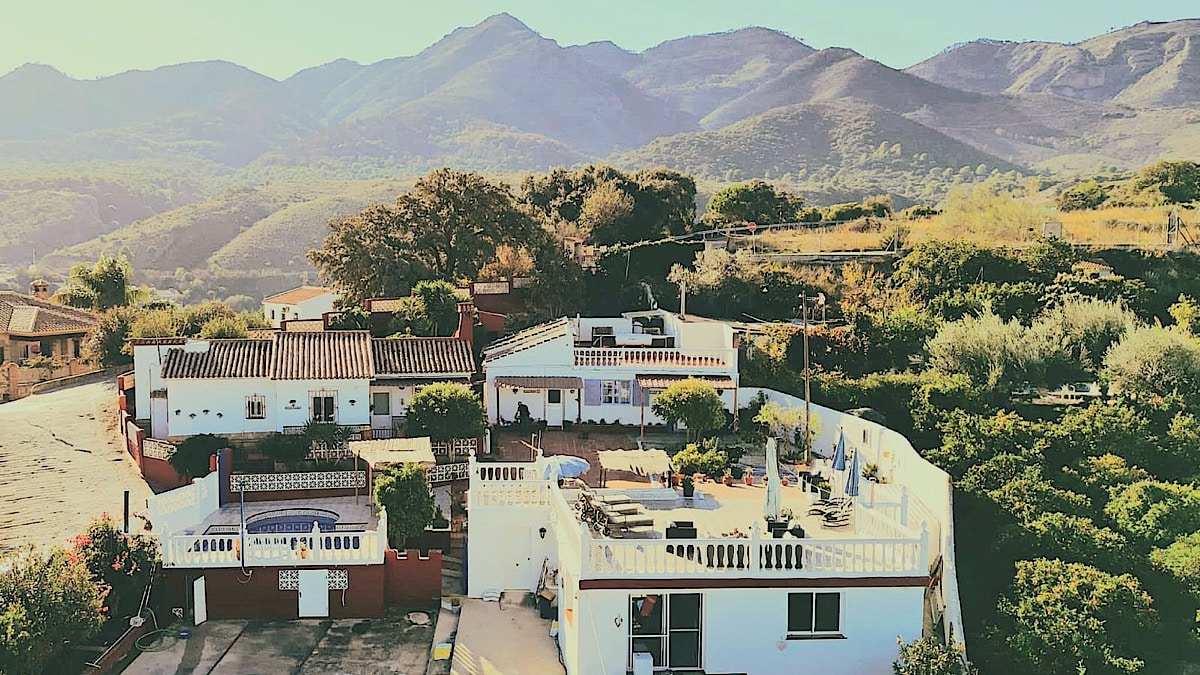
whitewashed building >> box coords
[481,310,739,428]
[466,389,965,675]
[262,286,338,329]
[131,331,473,441]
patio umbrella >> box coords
[542,454,591,481]
[831,428,846,472]
[764,437,782,522]
[844,448,861,498]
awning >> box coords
[494,376,582,389]
[349,437,436,467]
[597,449,672,476]
[636,374,737,390]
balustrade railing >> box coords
[572,347,733,369]
[472,482,550,507]
[427,462,469,483]
[473,462,537,482]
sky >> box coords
[0,0,1196,80]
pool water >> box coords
[245,508,339,534]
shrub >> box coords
[71,514,158,618]
[671,439,728,477]
[892,636,976,675]
[651,378,727,441]
[168,434,228,478]
[373,463,435,549]
[406,383,485,442]
[256,433,311,464]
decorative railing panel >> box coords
[229,470,367,492]
[143,438,176,460]
[472,482,550,507]
[432,438,477,456]
[162,528,387,568]
[427,462,469,483]
[474,462,536,482]
[572,347,733,369]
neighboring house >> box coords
[466,388,965,675]
[131,330,473,442]
[262,285,337,329]
[0,281,96,363]
[481,310,739,428]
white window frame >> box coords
[245,394,266,420]
[371,391,391,416]
[787,591,843,638]
[602,380,632,405]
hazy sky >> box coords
[1,0,1196,80]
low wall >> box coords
[166,564,386,620]
[30,364,120,395]
[384,549,442,606]
[85,619,151,674]
[240,487,366,503]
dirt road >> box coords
[0,380,153,553]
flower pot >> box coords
[743,473,754,486]
[722,476,733,486]
[671,474,681,487]
[781,477,789,487]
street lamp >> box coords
[797,292,826,466]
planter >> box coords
[681,483,696,498]
[743,473,754,486]
[722,476,734,486]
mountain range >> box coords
[2,13,1199,289]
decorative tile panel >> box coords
[143,438,177,460]
[230,471,367,493]
[329,569,348,590]
[278,569,298,590]
[426,462,469,483]
[431,438,477,457]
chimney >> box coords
[453,301,475,348]
[30,279,49,300]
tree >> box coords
[1150,532,1200,596]
[412,280,462,337]
[1168,294,1200,335]
[1056,180,1108,211]
[310,169,533,303]
[892,636,976,675]
[926,310,1042,399]
[372,463,435,549]
[168,434,228,479]
[579,180,637,245]
[85,305,142,367]
[1000,512,1131,570]
[1104,480,1200,547]
[198,315,248,339]
[0,546,106,675]
[704,180,801,226]
[651,378,727,441]
[929,410,1045,479]
[1134,159,1200,204]
[52,254,145,311]
[524,233,585,318]
[406,383,485,442]
[1103,326,1200,401]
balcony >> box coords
[572,347,734,370]
[161,526,387,568]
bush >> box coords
[406,383,485,442]
[373,463,435,549]
[671,439,728,477]
[168,433,228,479]
[892,636,976,675]
[256,433,311,464]
[71,514,158,618]
[651,378,727,441]
[0,546,106,674]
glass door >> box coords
[629,593,702,670]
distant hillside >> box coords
[613,100,1020,202]
[908,19,1200,107]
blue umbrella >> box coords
[542,455,591,480]
[831,428,846,472]
[844,448,861,498]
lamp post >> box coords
[798,292,825,466]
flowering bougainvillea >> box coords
[71,513,158,618]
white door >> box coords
[150,392,168,439]
[193,576,207,625]
[298,569,329,618]
[503,527,532,590]
[545,389,564,426]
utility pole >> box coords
[801,293,811,466]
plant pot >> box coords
[743,473,754,486]
[671,474,681,487]
[682,484,695,498]
[781,477,789,487]
[722,476,734,486]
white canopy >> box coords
[350,437,436,467]
[596,448,672,476]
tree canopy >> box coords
[703,179,802,226]
[52,254,145,311]
[373,463,435,549]
[651,378,727,441]
[405,382,486,442]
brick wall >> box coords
[165,565,386,621]
[384,549,442,606]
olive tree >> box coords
[651,378,727,441]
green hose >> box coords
[135,628,178,652]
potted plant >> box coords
[721,468,734,486]
[743,469,754,486]
[681,476,695,498]
[730,465,746,485]
[863,462,880,482]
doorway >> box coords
[545,389,564,426]
[629,593,702,670]
[298,569,330,617]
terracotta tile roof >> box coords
[635,374,737,390]
[0,291,97,336]
[263,285,334,304]
[494,375,581,389]
[373,338,474,377]
[272,331,374,380]
[282,319,326,332]
[161,340,274,379]
[129,337,189,346]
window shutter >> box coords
[583,379,601,406]
[631,379,642,407]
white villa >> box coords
[466,389,964,675]
[130,331,474,441]
[262,285,338,329]
[482,310,740,428]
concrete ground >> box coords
[451,596,564,675]
[126,608,436,675]
[0,380,153,553]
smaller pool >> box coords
[246,508,340,534]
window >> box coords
[629,593,702,669]
[602,380,631,405]
[547,389,562,404]
[73,339,82,359]
[372,391,390,416]
[0,346,5,362]
[788,592,841,637]
[271,309,276,321]
[310,390,336,423]
[245,395,266,420]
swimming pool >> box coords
[245,508,340,534]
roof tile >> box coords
[161,340,273,379]
[272,331,374,380]
[373,338,474,377]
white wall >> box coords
[132,343,171,419]
[573,585,922,675]
[165,378,276,437]
[466,504,553,596]
[275,379,370,428]
[264,292,336,328]
[146,471,221,535]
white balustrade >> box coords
[161,526,387,568]
[473,462,538,482]
[572,347,733,369]
[472,482,551,507]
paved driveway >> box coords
[126,611,434,675]
[0,380,153,553]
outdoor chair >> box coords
[592,501,654,537]
[820,500,854,528]
[807,496,850,516]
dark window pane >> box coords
[548,389,562,404]
[668,630,700,668]
[631,596,662,635]
[669,593,701,629]
[632,637,664,666]
[372,392,390,415]
[788,593,814,632]
[814,593,841,632]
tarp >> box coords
[350,437,436,467]
[597,448,671,476]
